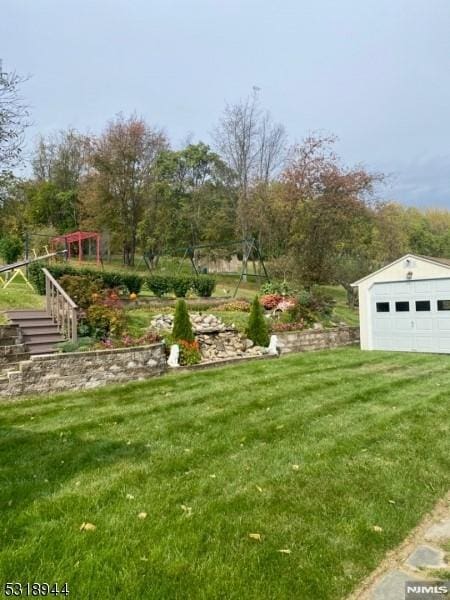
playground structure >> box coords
[143,238,270,297]
[50,231,101,266]
[0,250,68,289]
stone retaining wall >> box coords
[0,343,166,398]
[276,326,359,354]
[0,327,360,400]
[0,325,28,368]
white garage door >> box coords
[370,278,450,353]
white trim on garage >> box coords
[351,254,450,287]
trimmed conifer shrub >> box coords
[246,295,269,346]
[172,299,194,342]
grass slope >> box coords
[0,282,44,324]
[1,348,449,599]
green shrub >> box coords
[147,274,173,297]
[98,270,125,290]
[246,295,269,346]
[260,280,294,296]
[0,235,23,264]
[57,336,94,353]
[83,304,127,339]
[48,263,77,280]
[172,299,194,342]
[28,261,46,295]
[172,276,191,297]
[59,275,102,309]
[192,275,216,297]
[121,273,144,294]
[293,288,335,324]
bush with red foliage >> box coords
[260,294,283,310]
[271,320,306,332]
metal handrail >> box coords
[43,268,78,342]
[0,249,67,274]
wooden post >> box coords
[96,234,100,266]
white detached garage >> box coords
[352,254,450,353]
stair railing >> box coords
[43,268,78,342]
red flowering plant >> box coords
[178,339,201,365]
[260,294,283,310]
[276,298,297,312]
[97,330,161,350]
[271,319,306,332]
[101,289,124,309]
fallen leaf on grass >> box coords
[372,525,383,533]
[80,522,96,532]
[181,504,193,517]
[248,533,262,541]
[278,548,291,554]
[137,512,148,519]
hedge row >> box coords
[146,274,216,298]
[28,262,216,298]
[28,263,144,295]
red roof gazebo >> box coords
[51,231,101,265]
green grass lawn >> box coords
[319,284,360,326]
[1,348,449,599]
[0,282,44,324]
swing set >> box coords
[0,249,67,289]
[142,238,270,298]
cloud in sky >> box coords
[2,0,450,208]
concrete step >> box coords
[27,342,62,355]
[24,333,64,344]
[7,310,49,319]
[6,310,66,355]
[21,326,61,336]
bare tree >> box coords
[213,91,286,274]
[257,112,286,183]
[32,129,91,190]
[0,61,30,174]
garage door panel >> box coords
[373,318,394,332]
[415,319,433,331]
[370,278,450,354]
[414,335,435,350]
[394,320,414,332]
[437,318,450,331]
[434,280,450,292]
[438,337,450,352]
[414,281,432,293]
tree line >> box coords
[1,63,450,299]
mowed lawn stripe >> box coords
[0,347,449,599]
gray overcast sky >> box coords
[2,0,450,207]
